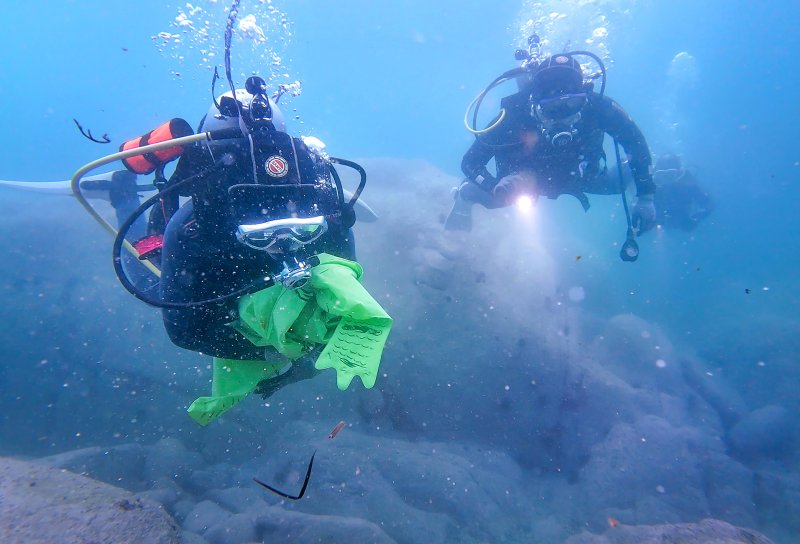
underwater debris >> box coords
[73,118,110,144]
[253,420,348,499]
[253,451,316,501]
[328,420,346,439]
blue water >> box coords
[0,1,798,542]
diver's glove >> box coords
[631,193,656,234]
[492,173,535,206]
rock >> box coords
[183,499,231,535]
[681,355,748,429]
[0,456,179,544]
[728,405,795,460]
[292,432,536,543]
[178,532,208,544]
[186,467,232,495]
[38,443,149,490]
[255,506,396,543]
[136,476,185,511]
[752,465,800,540]
[206,486,268,514]
[698,452,756,527]
[588,313,683,393]
[204,512,258,544]
[172,498,199,523]
[577,415,711,527]
[143,437,205,484]
[411,246,455,291]
[563,517,775,543]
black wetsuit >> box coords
[158,129,354,360]
[655,171,713,231]
[461,91,654,209]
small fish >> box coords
[745,288,751,294]
[328,420,346,439]
[576,255,582,261]
[121,47,128,52]
[607,517,620,528]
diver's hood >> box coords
[200,89,286,133]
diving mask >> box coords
[533,92,588,123]
[236,216,328,253]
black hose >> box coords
[327,162,346,209]
[613,138,639,262]
[471,67,526,133]
[330,157,367,206]
[111,164,279,308]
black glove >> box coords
[631,193,656,234]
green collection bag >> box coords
[187,254,392,425]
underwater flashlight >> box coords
[514,194,536,214]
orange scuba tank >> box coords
[120,118,194,175]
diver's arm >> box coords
[598,96,656,196]
[461,139,498,190]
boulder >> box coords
[728,405,795,460]
[564,517,774,543]
[0,456,179,544]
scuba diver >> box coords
[89,72,392,425]
[447,36,657,258]
[652,153,714,231]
